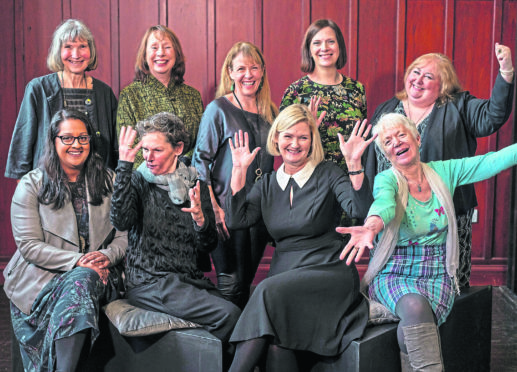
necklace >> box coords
[60,71,92,110]
[406,100,433,125]
[232,91,264,182]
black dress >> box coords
[226,161,371,355]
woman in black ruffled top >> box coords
[111,112,240,345]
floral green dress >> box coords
[280,74,367,173]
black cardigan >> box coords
[365,73,514,215]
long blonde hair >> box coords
[216,42,278,123]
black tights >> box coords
[229,337,298,372]
[54,330,88,372]
[395,293,436,353]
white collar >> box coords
[276,161,317,190]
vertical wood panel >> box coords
[118,0,160,92]
[263,0,308,105]
[357,0,399,115]
[0,0,18,258]
[0,0,516,286]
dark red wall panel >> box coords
[1,0,516,286]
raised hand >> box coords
[495,42,513,72]
[229,130,260,171]
[338,119,377,164]
[181,180,205,227]
[118,126,142,163]
[309,96,327,127]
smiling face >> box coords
[60,38,91,74]
[380,124,421,169]
[276,121,312,174]
[146,31,176,85]
[55,118,90,179]
[405,60,442,107]
[229,53,264,99]
[310,27,340,70]
[142,132,184,175]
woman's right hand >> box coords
[229,130,259,171]
[118,126,142,163]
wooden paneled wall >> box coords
[1,0,516,285]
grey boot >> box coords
[402,322,444,371]
[400,351,412,372]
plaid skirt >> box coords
[10,267,105,372]
[368,244,455,325]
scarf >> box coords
[137,161,198,205]
[361,163,459,294]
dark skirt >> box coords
[229,259,368,356]
[10,267,104,372]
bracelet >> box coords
[348,168,364,176]
[500,67,514,76]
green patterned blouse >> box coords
[280,74,367,173]
[116,75,204,168]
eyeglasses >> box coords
[56,135,91,145]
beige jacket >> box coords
[3,169,127,314]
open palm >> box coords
[229,130,260,170]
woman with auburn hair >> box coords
[365,44,514,288]
[5,19,118,179]
[280,19,367,175]
[192,41,278,309]
[117,25,203,168]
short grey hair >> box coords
[47,19,98,72]
[136,112,191,153]
[372,113,419,156]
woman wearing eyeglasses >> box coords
[192,42,278,309]
[3,109,127,372]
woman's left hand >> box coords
[495,42,513,72]
[78,251,110,269]
[182,180,205,227]
[309,96,327,127]
[338,119,377,165]
[336,225,375,265]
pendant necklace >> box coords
[232,91,264,182]
[60,71,92,109]
[406,100,433,125]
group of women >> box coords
[3,15,515,372]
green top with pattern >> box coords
[280,74,367,173]
[116,75,204,168]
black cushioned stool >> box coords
[308,286,492,372]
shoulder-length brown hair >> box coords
[216,41,278,124]
[301,19,347,73]
[396,53,463,106]
[134,25,186,85]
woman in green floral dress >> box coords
[280,19,367,174]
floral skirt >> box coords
[10,267,105,372]
[368,244,455,325]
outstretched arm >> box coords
[336,215,384,265]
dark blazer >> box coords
[365,73,514,215]
[5,73,118,179]
[3,169,127,314]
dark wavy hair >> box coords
[38,109,113,209]
[136,112,191,155]
[301,19,347,73]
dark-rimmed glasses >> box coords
[55,135,91,145]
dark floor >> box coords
[0,286,516,371]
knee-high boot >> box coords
[402,322,443,371]
[400,352,412,372]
